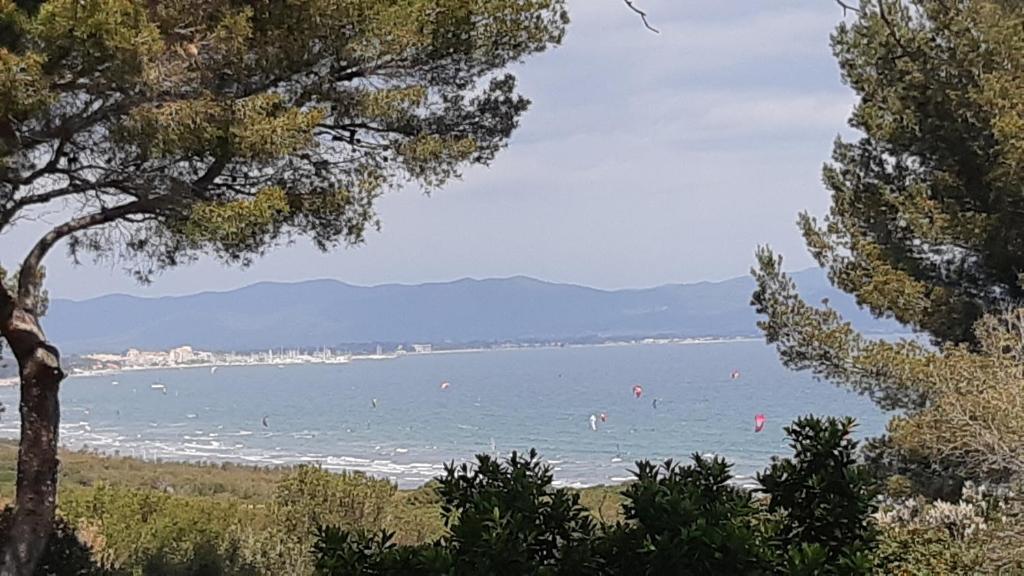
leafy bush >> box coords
[312,415,879,576]
[758,416,878,574]
[275,465,394,536]
[438,450,600,575]
[875,482,1024,574]
[60,484,262,575]
[57,465,396,576]
[602,456,767,575]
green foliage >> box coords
[0,0,569,280]
[755,248,1024,489]
[437,449,599,575]
[59,484,263,575]
[50,463,397,576]
[758,416,878,575]
[875,483,1024,574]
[312,416,880,576]
[604,456,766,575]
[752,1,1024,494]
[385,481,445,545]
[275,465,394,535]
[795,0,1024,345]
[312,528,437,576]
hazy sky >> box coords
[0,0,857,301]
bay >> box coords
[0,340,889,488]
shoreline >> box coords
[59,336,762,381]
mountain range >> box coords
[40,268,902,354]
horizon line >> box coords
[54,267,822,303]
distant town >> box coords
[67,343,433,376]
[58,337,748,379]
[0,337,756,385]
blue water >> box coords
[0,341,889,488]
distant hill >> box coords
[44,269,903,354]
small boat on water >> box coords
[150,383,167,394]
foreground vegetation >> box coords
[4,415,1023,575]
[6,0,1024,573]
[0,439,622,575]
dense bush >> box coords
[26,416,1003,574]
[57,465,396,576]
[60,483,278,575]
[275,465,395,536]
[601,456,767,575]
[758,416,878,574]
[312,415,879,576]
[876,482,1024,574]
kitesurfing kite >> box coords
[599,412,608,422]
[440,381,450,390]
[261,415,269,428]
[754,413,765,433]
[371,398,378,409]
[632,384,644,399]
[730,370,741,380]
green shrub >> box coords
[60,484,261,575]
[758,416,878,575]
[441,450,600,575]
[602,456,767,575]
[56,466,394,576]
[312,416,880,576]
[875,483,1024,574]
[275,465,395,536]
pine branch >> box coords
[623,0,659,34]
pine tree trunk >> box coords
[0,306,63,576]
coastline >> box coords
[5,336,773,387]
[62,336,762,381]
[0,336,890,492]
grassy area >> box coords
[0,440,625,544]
[0,440,291,504]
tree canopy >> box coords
[0,1,567,573]
[788,0,1024,345]
[753,0,1024,493]
[0,0,568,292]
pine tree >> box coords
[0,1,567,572]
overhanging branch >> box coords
[623,0,659,34]
[16,200,147,311]
[835,0,862,15]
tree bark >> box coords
[0,304,63,576]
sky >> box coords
[0,0,858,301]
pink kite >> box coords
[632,385,643,399]
[754,413,766,433]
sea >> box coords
[0,340,890,488]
